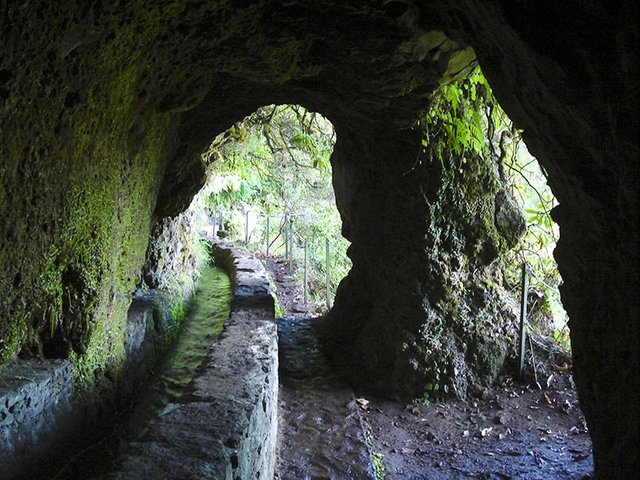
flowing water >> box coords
[51,265,232,480]
[123,265,232,438]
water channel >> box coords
[51,265,232,480]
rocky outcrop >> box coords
[109,244,277,480]
[143,206,204,300]
[0,1,637,477]
[425,3,639,475]
[324,118,526,399]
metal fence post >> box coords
[518,262,529,380]
[284,213,289,259]
[244,209,249,244]
[325,238,331,310]
[289,221,293,270]
[266,215,270,256]
[304,239,308,305]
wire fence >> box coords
[210,209,567,370]
[213,209,351,311]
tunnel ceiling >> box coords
[0,1,637,477]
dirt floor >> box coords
[259,253,593,480]
[357,378,592,479]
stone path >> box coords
[261,256,375,480]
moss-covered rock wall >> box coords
[0,1,181,391]
[425,2,639,475]
[325,109,525,399]
[0,1,637,477]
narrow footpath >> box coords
[260,253,593,480]
[260,256,375,480]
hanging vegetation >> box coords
[421,65,568,348]
[400,65,569,400]
[201,105,351,305]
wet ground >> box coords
[261,254,594,480]
[276,316,374,479]
[263,253,374,479]
[359,379,593,479]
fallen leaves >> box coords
[358,380,592,480]
[480,427,493,437]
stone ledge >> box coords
[0,359,75,478]
[109,243,278,480]
[0,293,173,478]
[212,243,274,311]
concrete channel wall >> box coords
[0,358,76,478]
[0,294,174,479]
[0,243,278,480]
[109,243,278,479]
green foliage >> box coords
[201,104,350,305]
[267,275,287,318]
[420,67,501,167]
[372,452,386,480]
[202,105,335,216]
[502,144,569,348]
[169,300,188,323]
[424,67,568,350]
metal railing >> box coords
[215,209,568,373]
[216,209,351,311]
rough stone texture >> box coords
[143,207,202,298]
[109,244,277,480]
[120,293,172,399]
[0,359,74,478]
[324,91,527,401]
[214,244,275,311]
[0,1,637,477]
[0,292,176,479]
[423,4,639,477]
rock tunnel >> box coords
[0,1,637,478]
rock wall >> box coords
[423,2,639,475]
[109,244,278,480]
[0,1,181,394]
[325,117,525,399]
[0,1,637,477]
[0,359,74,478]
[0,292,173,478]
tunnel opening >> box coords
[343,65,591,479]
[10,69,592,480]
[318,65,573,402]
[1,1,636,477]
[196,104,350,312]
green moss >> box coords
[25,58,172,389]
[372,452,386,480]
[0,322,24,367]
[0,0,238,370]
[409,68,527,399]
